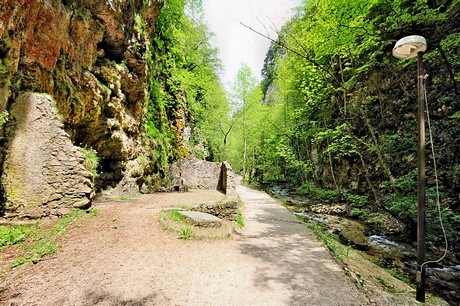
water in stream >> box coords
[264,184,460,305]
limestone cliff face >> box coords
[0,0,163,218]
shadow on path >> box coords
[237,185,369,305]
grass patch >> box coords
[295,214,359,264]
[160,209,195,239]
[9,209,95,267]
[349,208,370,220]
[236,206,244,228]
[115,193,140,201]
[375,258,412,285]
[178,226,194,239]
[387,268,411,284]
[301,217,347,262]
[166,210,186,223]
[87,208,99,217]
[376,275,389,287]
[160,208,234,240]
[0,224,37,250]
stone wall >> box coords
[1,93,94,219]
[170,157,237,198]
[170,157,220,190]
[192,200,238,221]
[219,162,237,201]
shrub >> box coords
[386,196,417,221]
[80,147,100,179]
[350,208,370,220]
[297,180,338,200]
[343,192,368,208]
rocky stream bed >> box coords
[264,184,460,305]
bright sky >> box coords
[202,0,300,89]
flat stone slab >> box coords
[179,211,222,228]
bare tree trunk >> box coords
[338,55,348,114]
[356,150,382,209]
[358,104,395,185]
[219,121,234,161]
[242,128,247,180]
[438,45,458,95]
[326,139,340,191]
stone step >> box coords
[178,211,222,228]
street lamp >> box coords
[393,35,428,303]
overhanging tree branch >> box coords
[240,22,341,84]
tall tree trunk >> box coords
[356,149,383,209]
[358,104,395,185]
[219,121,234,161]
[242,127,247,180]
[326,139,340,191]
[438,45,459,95]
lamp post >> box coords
[392,35,428,303]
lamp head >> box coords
[392,35,427,59]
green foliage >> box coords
[356,273,365,288]
[166,209,186,223]
[375,275,388,287]
[134,13,147,35]
[0,110,8,123]
[227,64,266,178]
[313,124,358,159]
[142,0,153,7]
[388,268,411,285]
[0,224,36,249]
[365,213,385,229]
[147,0,230,172]
[375,257,411,284]
[87,208,99,217]
[236,207,244,228]
[0,62,7,75]
[343,192,369,208]
[0,58,11,87]
[178,226,194,239]
[230,0,460,250]
[350,208,370,220]
[305,221,346,262]
[297,181,338,200]
[425,198,460,244]
[11,210,87,267]
[160,209,196,239]
[80,147,99,179]
[393,170,417,193]
[386,195,417,221]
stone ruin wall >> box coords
[170,157,238,220]
[170,156,237,198]
[2,93,93,219]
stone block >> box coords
[178,211,223,228]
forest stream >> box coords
[264,184,460,305]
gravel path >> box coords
[1,186,371,305]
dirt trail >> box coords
[1,186,372,305]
